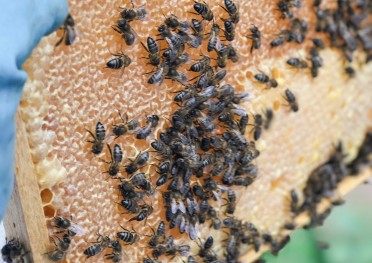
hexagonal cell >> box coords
[43,204,56,219]
[40,188,54,204]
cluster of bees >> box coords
[84,1,276,261]
[46,216,80,261]
[348,132,372,175]
[271,0,371,78]
[288,143,348,231]
[3,0,365,262]
[291,139,371,229]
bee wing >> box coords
[199,85,217,100]
[175,213,184,228]
[179,216,187,233]
[217,184,230,193]
[188,224,198,240]
[164,37,178,62]
[188,35,203,48]
[137,8,147,20]
[186,198,194,215]
[178,200,186,214]
[184,219,190,234]
[65,26,77,45]
[193,199,200,213]
[212,190,221,203]
[179,21,191,32]
[171,198,177,214]
[69,222,86,236]
[231,105,247,116]
[173,70,188,84]
[215,40,223,51]
[178,245,190,255]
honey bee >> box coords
[55,13,76,46]
[163,236,190,258]
[166,65,188,84]
[148,62,169,85]
[112,112,139,138]
[112,19,136,46]
[290,18,308,44]
[151,139,173,157]
[102,144,123,177]
[344,66,355,78]
[129,172,147,187]
[312,38,325,49]
[85,121,105,154]
[191,18,206,39]
[1,238,27,263]
[254,72,278,89]
[246,25,261,53]
[221,0,240,24]
[237,113,249,134]
[129,203,154,224]
[283,88,299,112]
[118,180,143,201]
[193,1,214,21]
[117,225,140,244]
[106,51,132,75]
[104,240,122,263]
[164,13,191,31]
[125,151,150,174]
[46,235,70,261]
[53,234,71,252]
[224,189,237,214]
[157,27,186,62]
[198,236,217,260]
[251,114,263,141]
[222,19,235,41]
[225,232,239,261]
[232,175,254,186]
[141,37,161,67]
[148,221,166,248]
[270,29,294,47]
[215,44,229,68]
[227,44,239,63]
[118,198,140,213]
[277,1,293,19]
[119,3,147,21]
[52,216,86,237]
[286,57,308,69]
[263,108,274,130]
[136,115,159,139]
[189,55,211,73]
[309,48,323,78]
[47,249,66,262]
[207,24,220,52]
[133,173,155,195]
[83,234,111,260]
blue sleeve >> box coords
[0,0,69,220]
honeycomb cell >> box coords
[40,188,54,204]
[43,205,56,219]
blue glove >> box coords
[0,0,68,220]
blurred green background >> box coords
[262,183,372,263]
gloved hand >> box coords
[0,0,68,220]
